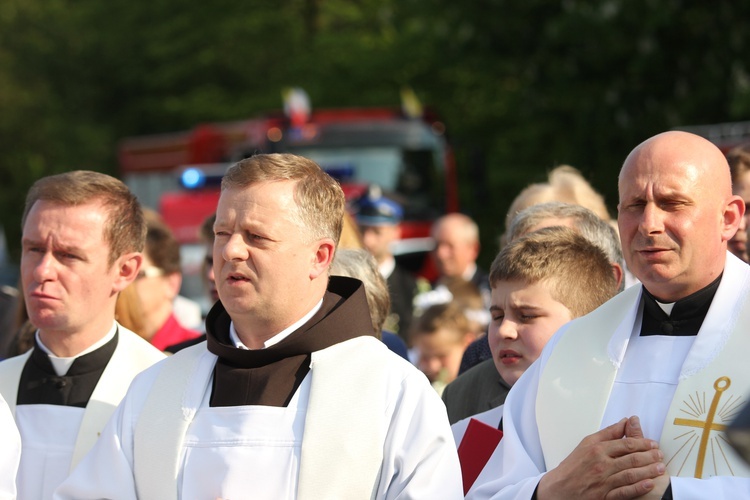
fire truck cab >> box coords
[118,106,457,309]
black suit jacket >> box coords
[441,358,510,425]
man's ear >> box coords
[611,263,624,291]
[113,252,143,293]
[722,195,745,242]
[310,239,336,280]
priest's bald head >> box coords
[618,131,745,302]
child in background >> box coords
[410,302,478,395]
[452,227,618,493]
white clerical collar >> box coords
[462,262,477,282]
[35,322,118,377]
[378,256,396,279]
[229,299,324,350]
[655,300,675,316]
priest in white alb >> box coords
[55,153,462,500]
[468,131,750,500]
[0,392,20,500]
[0,171,165,500]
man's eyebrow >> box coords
[20,237,43,247]
[21,238,82,253]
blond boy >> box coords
[452,227,617,445]
[411,302,478,394]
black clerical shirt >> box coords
[640,275,722,337]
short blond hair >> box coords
[222,154,345,243]
[489,226,616,318]
[504,165,611,237]
[410,302,471,345]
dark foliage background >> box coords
[1,0,749,270]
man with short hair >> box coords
[354,187,419,340]
[431,213,490,306]
[0,171,165,499]
[470,131,750,499]
[57,154,462,499]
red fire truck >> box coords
[118,104,458,305]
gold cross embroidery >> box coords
[672,376,730,478]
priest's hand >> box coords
[536,416,666,500]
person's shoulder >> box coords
[332,337,429,385]
[165,334,207,354]
[449,359,499,392]
[117,325,167,361]
[127,342,209,394]
[380,331,409,360]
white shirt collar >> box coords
[462,262,478,282]
[655,300,675,316]
[229,299,324,350]
[378,256,396,279]
[36,321,118,377]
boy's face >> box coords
[413,328,466,385]
[488,279,572,386]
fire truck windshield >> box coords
[286,145,445,221]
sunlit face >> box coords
[617,136,739,301]
[21,200,123,340]
[361,224,400,263]
[488,280,572,386]
[728,170,750,263]
[413,328,466,385]
[213,181,327,335]
[432,218,478,279]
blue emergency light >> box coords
[181,168,206,189]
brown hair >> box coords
[338,212,365,250]
[145,217,182,275]
[489,226,616,318]
[22,170,146,266]
[410,302,471,345]
[114,284,145,336]
[222,154,345,243]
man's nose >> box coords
[32,252,57,283]
[222,234,250,261]
[639,203,664,235]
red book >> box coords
[457,418,504,495]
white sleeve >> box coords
[670,476,750,499]
[377,369,464,499]
[0,394,20,500]
[451,416,471,447]
[465,328,571,500]
[465,358,546,499]
[54,365,159,500]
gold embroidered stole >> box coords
[537,270,750,478]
